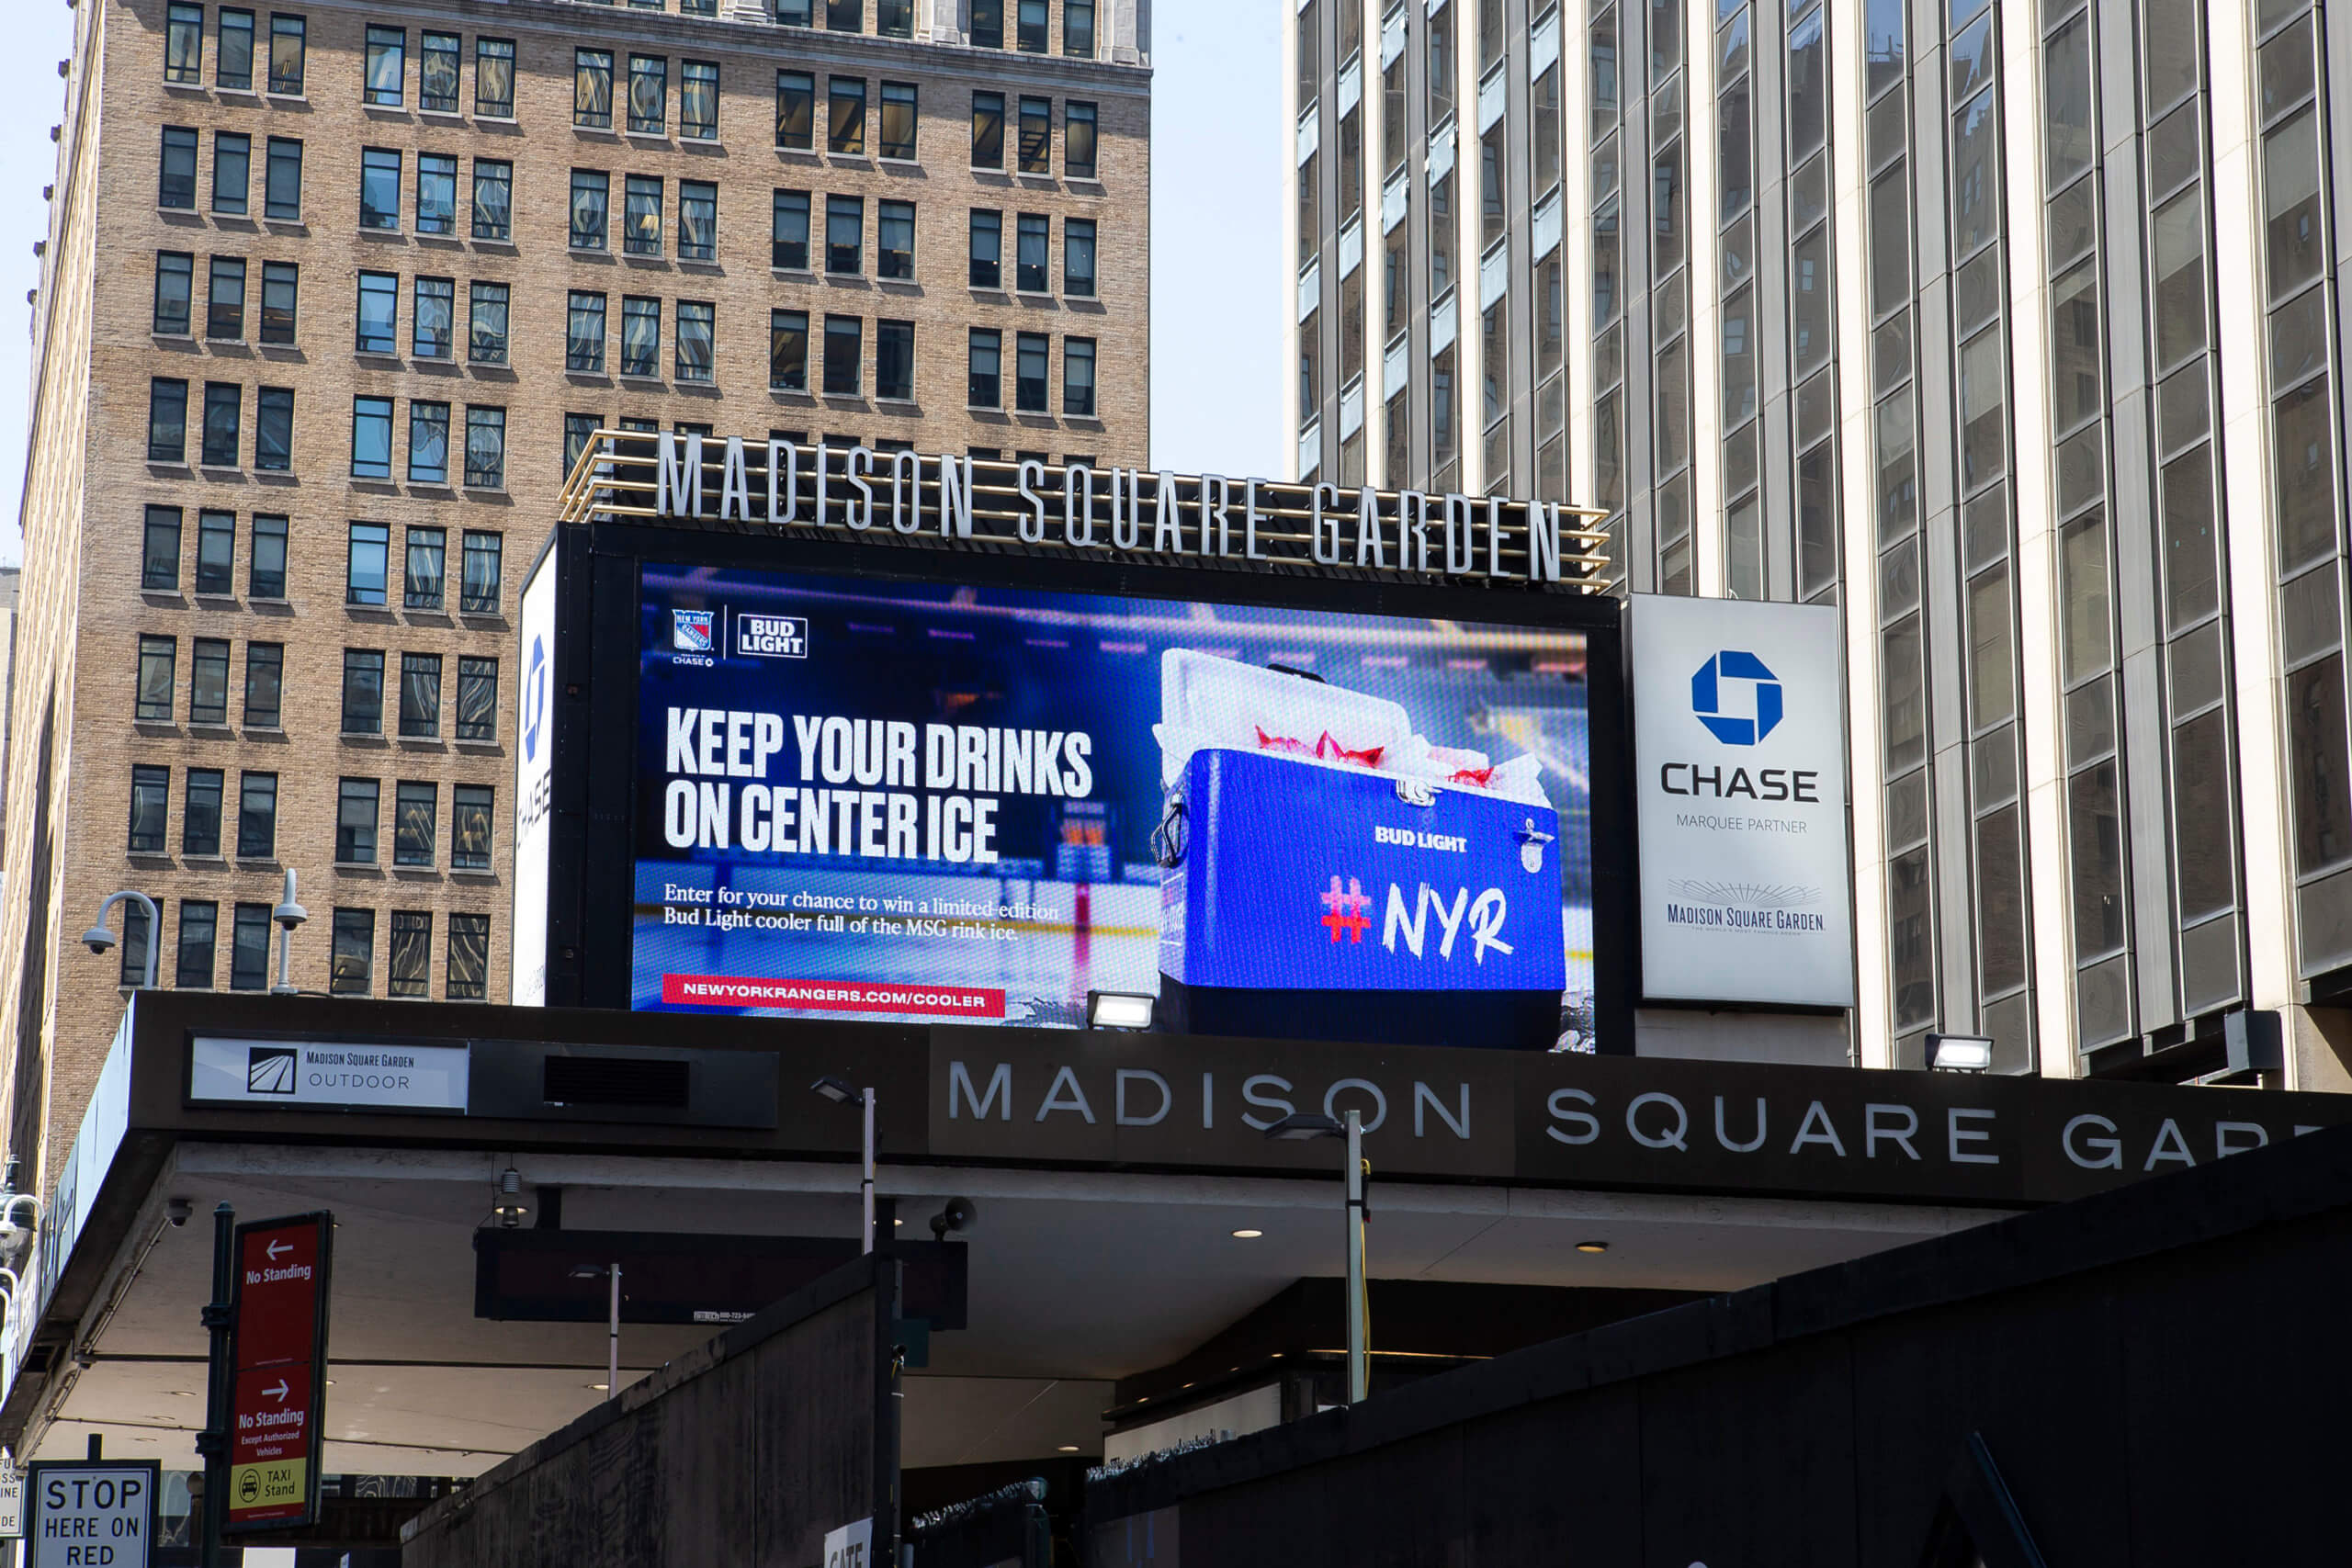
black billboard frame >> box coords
[536,522,1636,1055]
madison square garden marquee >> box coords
[511,434,1855,1053]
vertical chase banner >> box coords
[1632,595,1855,1008]
[509,545,560,1008]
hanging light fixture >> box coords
[492,1166,528,1228]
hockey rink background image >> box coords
[632,563,1595,1035]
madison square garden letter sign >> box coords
[1631,594,1856,1008]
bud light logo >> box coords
[735,614,809,659]
[1691,650,1782,746]
[673,609,715,653]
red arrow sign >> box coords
[225,1213,332,1533]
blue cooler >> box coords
[1152,653,1566,1049]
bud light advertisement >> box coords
[635,563,1597,1048]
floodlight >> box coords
[1263,1111,1345,1142]
[811,1075,865,1107]
[1927,1033,1995,1073]
[1086,991,1156,1032]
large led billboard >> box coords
[630,561,1604,1048]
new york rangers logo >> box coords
[673,609,715,652]
[1320,875,1372,942]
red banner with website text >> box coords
[662,974,1007,1017]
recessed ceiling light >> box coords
[1576,1241,1609,1254]
[1230,1228,1263,1238]
[587,1382,611,1392]
[1057,1445,1080,1452]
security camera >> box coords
[929,1197,978,1241]
[166,1198,192,1229]
[80,926,115,956]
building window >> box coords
[402,526,447,608]
[421,31,459,113]
[823,316,862,395]
[160,127,198,208]
[629,54,668,134]
[447,913,491,999]
[571,170,610,249]
[622,297,662,377]
[243,642,283,728]
[568,291,607,372]
[200,382,243,467]
[880,82,918,160]
[469,282,509,365]
[680,180,718,261]
[166,3,205,83]
[465,406,506,489]
[831,77,867,154]
[409,400,450,483]
[1016,213,1048,291]
[876,320,914,400]
[149,378,189,462]
[564,413,600,481]
[231,904,272,990]
[345,523,390,605]
[185,771,225,856]
[398,278,446,359]
[1065,0,1096,58]
[878,0,913,36]
[154,253,194,335]
[777,71,815,150]
[255,387,291,470]
[683,61,719,140]
[205,258,246,341]
[878,201,915,279]
[237,772,277,858]
[330,908,375,994]
[625,175,663,256]
[190,637,232,725]
[129,766,171,852]
[250,514,287,597]
[967,329,1001,407]
[1018,0,1048,52]
[471,159,513,241]
[771,310,810,390]
[576,49,614,129]
[457,657,499,740]
[1065,336,1096,416]
[219,8,254,91]
[260,261,297,343]
[969,209,1002,288]
[1065,219,1097,296]
[267,14,304,94]
[676,301,717,382]
[829,0,864,31]
[394,782,437,866]
[359,147,400,229]
[177,902,219,987]
[336,781,380,865]
[416,152,458,234]
[461,533,503,614]
[476,39,515,118]
[972,92,1005,167]
[264,137,301,219]
[212,131,251,215]
[356,271,398,355]
[341,649,386,733]
[1016,332,1048,412]
[143,506,183,589]
[973,0,1003,49]
[351,397,394,479]
[390,911,432,998]
[119,903,153,988]
[774,189,811,268]
[195,510,234,593]
[364,26,405,106]
[1067,102,1098,176]
[1018,96,1051,173]
[827,195,865,273]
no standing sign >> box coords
[224,1213,332,1534]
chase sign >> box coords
[1691,650,1783,746]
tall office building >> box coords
[0,0,1148,1185]
[1291,0,2352,1088]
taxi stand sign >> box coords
[224,1213,333,1535]
[25,1461,159,1568]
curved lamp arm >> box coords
[83,890,161,991]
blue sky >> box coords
[0,5,1283,566]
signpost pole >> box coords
[1344,1111,1368,1406]
[196,1201,233,1568]
[606,1263,620,1399]
[861,1089,876,1256]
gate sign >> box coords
[225,1213,333,1534]
[26,1461,157,1568]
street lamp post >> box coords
[80,890,160,990]
[569,1262,621,1399]
[1265,1109,1370,1405]
[811,1077,877,1253]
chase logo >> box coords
[736,614,808,659]
[522,634,547,763]
[673,609,716,653]
[1691,650,1783,746]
